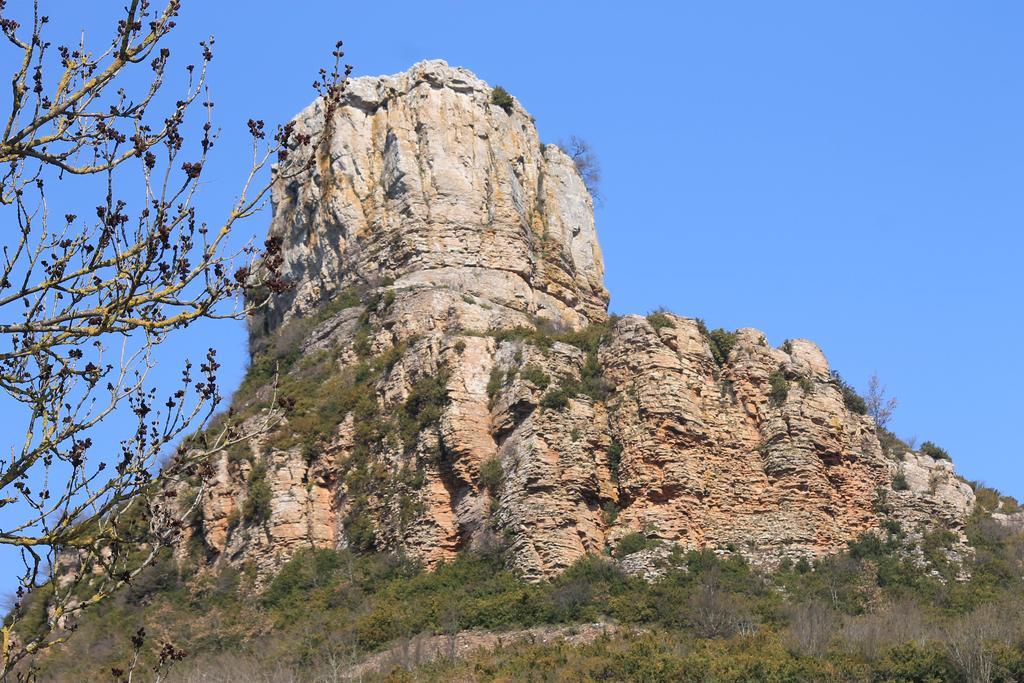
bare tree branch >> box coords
[866,372,897,430]
[557,135,601,201]
[0,1,350,673]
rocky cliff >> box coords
[181,61,975,581]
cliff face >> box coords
[184,61,975,580]
[250,60,607,337]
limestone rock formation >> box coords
[180,61,976,581]
[251,59,607,338]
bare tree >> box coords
[785,600,837,657]
[686,573,758,638]
[866,372,897,430]
[942,603,1017,683]
[558,135,601,200]
[0,1,348,674]
[837,600,926,659]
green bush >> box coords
[399,372,450,448]
[328,286,363,311]
[556,318,616,354]
[615,532,658,558]
[490,86,514,113]
[892,472,909,491]
[974,485,1000,511]
[519,364,550,389]
[574,351,612,401]
[540,388,570,410]
[490,319,615,357]
[877,427,911,459]
[830,371,867,414]
[344,508,377,552]
[646,311,674,331]
[491,325,552,350]
[607,440,623,481]
[846,532,889,560]
[707,328,737,366]
[486,366,505,405]
[696,319,738,365]
[479,458,504,493]
[601,501,620,525]
[768,369,789,405]
[882,519,903,536]
[261,548,343,608]
[352,327,372,357]
[875,642,958,682]
[242,461,272,524]
[27,525,1024,682]
[919,440,951,461]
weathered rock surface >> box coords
[252,60,607,338]
[344,622,623,680]
[182,61,977,581]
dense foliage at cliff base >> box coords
[17,501,1024,682]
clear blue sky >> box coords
[2,2,1021,592]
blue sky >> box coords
[1,1,1021,590]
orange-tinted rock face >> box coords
[604,320,892,561]
[182,62,974,581]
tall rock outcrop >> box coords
[251,60,607,337]
[182,61,974,580]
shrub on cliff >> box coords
[557,317,617,353]
[399,372,450,447]
[519,364,551,389]
[487,367,506,406]
[920,441,951,461]
[708,328,738,366]
[615,532,659,558]
[647,310,674,330]
[769,370,789,405]
[540,388,571,410]
[479,458,504,493]
[697,320,738,366]
[830,371,868,415]
[490,319,615,357]
[490,86,514,113]
[576,351,613,401]
[242,461,273,524]
[607,440,624,481]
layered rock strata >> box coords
[180,61,975,580]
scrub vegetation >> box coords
[20,504,1024,682]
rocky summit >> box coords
[182,60,976,582]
